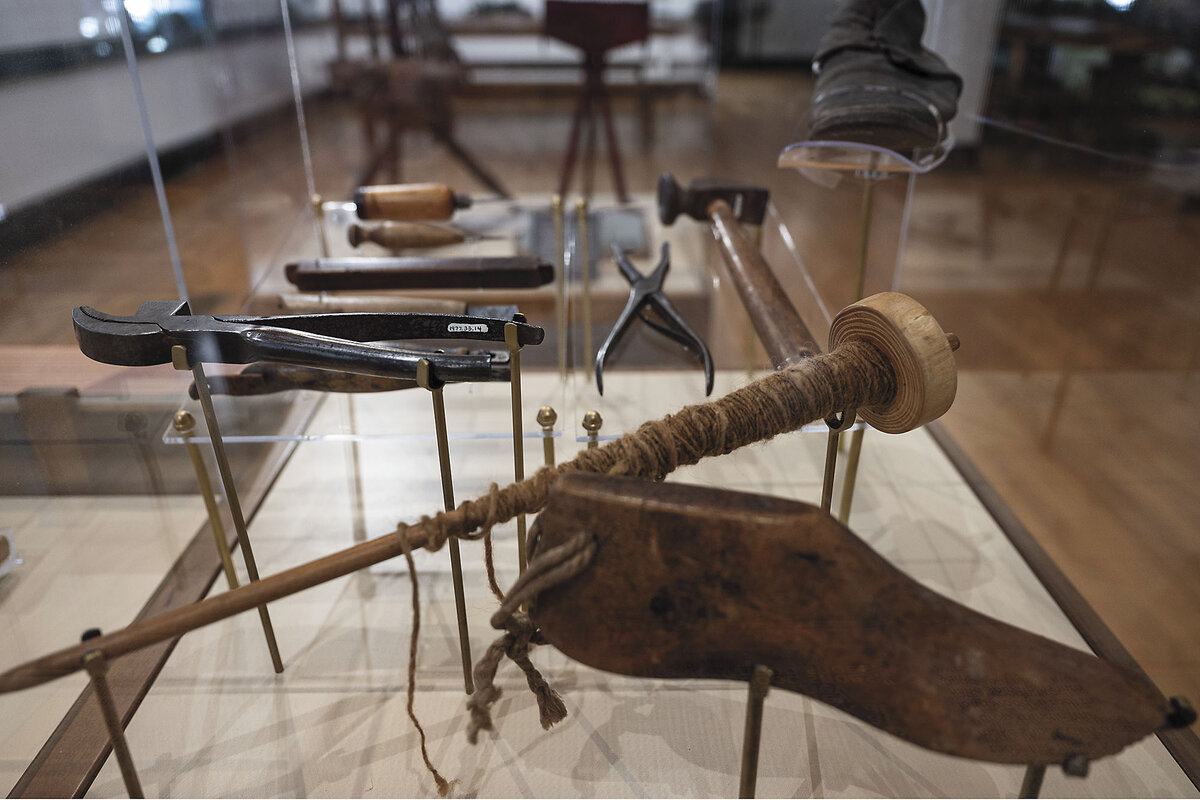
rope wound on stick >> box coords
[398,293,956,558]
[445,292,958,742]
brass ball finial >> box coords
[173,410,196,433]
[582,410,603,433]
[537,405,557,427]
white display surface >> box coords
[71,371,1196,798]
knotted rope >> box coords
[395,341,895,792]
[395,340,892,555]
[466,532,598,742]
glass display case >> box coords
[2,0,1198,797]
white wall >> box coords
[923,0,1005,147]
[0,29,335,214]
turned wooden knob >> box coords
[828,292,957,434]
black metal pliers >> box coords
[595,243,714,396]
[72,300,543,384]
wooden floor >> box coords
[1,70,1198,720]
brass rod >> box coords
[1019,764,1046,798]
[854,178,875,303]
[738,664,773,798]
[82,648,145,798]
[552,194,567,382]
[837,427,865,524]
[577,197,593,364]
[821,425,841,513]
[537,406,558,467]
[839,173,876,519]
[417,359,474,694]
[174,347,283,673]
[505,323,528,574]
[173,411,239,590]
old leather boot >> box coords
[809,0,962,155]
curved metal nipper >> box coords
[72,300,543,385]
[594,243,714,396]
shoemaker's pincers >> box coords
[72,301,543,384]
[595,243,714,397]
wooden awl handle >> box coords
[354,183,469,221]
[349,222,466,250]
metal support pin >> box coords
[837,426,865,524]
[853,178,876,304]
[738,664,773,798]
[505,322,529,574]
[582,410,602,449]
[552,194,567,382]
[311,193,330,258]
[172,346,284,673]
[836,171,877,502]
[821,411,854,514]
[81,630,144,798]
[415,359,474,694]
[173,411,239,590]
[537,406,557,467]
[1019,764,1046,798]
[576,197,593,365]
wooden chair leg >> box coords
[558,89,591,199]
[595,82,628,203]
[433,128,512,199]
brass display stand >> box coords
[777,139,949,527]
[172,411,239,591]
[414,358,474,694]
[171,344,284,673]
[81,636,144,798]
[505,322,529,574]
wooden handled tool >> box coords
[354,182,471,221]
[277,293,468,315]
[658,173,820,368]
[349,222,467,250]
[0,292,956,693]
[284,257,555,292]
[524,472,1193,765]
[275,294,519,319]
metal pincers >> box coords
[594,243,714,397]
[71,300,543,385]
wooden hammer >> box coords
[657,173,822,368]
[658,173,955,430]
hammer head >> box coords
[72,300,190,367]
[657,173,770,227]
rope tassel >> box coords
[467,533,597,742]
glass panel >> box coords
[898,0,1200,712]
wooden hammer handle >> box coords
[354,183,464,221]
[707,199,821,368]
